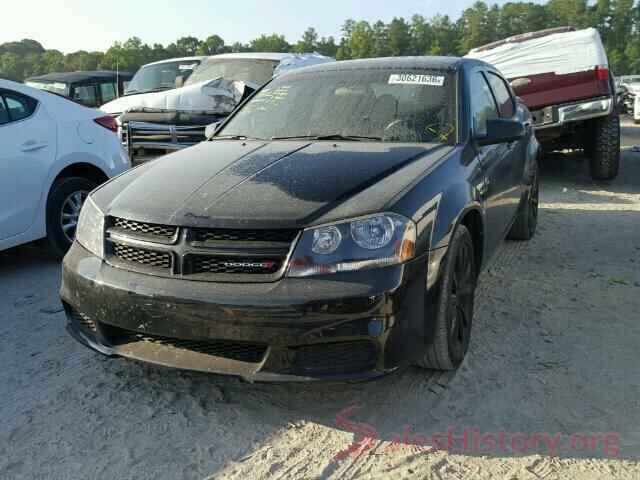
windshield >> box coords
[185,58,279,87]
[218,69,457,144]
[26,81,69,96]
[125,60,200,94]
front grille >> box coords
[191,228,299,244]
[292,342,376,375]
[122,332,267,363]
[106,217,299,281]
[185,255,282,275]
[113,217,177,239]
[126,121,208,151]
[113,243,172,269]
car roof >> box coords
[142,56,206,67]
[26,70,134,83]
[280,56,487,76]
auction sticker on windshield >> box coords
[388,73,445,86]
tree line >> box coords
[1,0,639,82]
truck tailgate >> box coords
[512,69,611,111]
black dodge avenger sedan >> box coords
[61,57,539,381]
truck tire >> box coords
[416,225,476,371]
[46,177,97,258]
[589,114,620,180]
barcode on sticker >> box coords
[389,74,445,86]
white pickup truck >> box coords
[102,53,334,163]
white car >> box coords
[0,80,130,255]
[635,93,640,124]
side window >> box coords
[73,85,98,106]
[100,82,117,103]
[0,97,9,125]
[487,73,515,118]
[3,91,38,122]
[470,72,499,136]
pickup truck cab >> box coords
[106,53,334,163]
[101,56,204,115]
[468,27,620,180]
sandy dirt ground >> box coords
[1,120,640,480]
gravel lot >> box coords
[1,120,640,480]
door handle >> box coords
[21,140,48,152]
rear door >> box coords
[0,89,56,240]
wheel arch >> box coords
[52,162,109,186]
[458,208,484,276]
[44,163,108,234]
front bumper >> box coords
[61,242,440,382]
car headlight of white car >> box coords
[287,213,416,277]
[75,196,105,259]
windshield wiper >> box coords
[271,134,382,141]
[123,87,171,96]
[210,134,264,141]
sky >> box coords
[2,0,546,53]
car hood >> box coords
[93,140,452,229]
[100,78,255,115]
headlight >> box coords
[75,196,105,259]
[287,213,416,278]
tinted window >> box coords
[220,69,457,145]
[100,82,117,103]
[470,73,499,136]
[487,72,515,117]
[3,92,38,121]
[73,85,98,106]
[0,97,9,125]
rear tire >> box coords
[589,114,620,180]
[416,225,476,371]
[46,177,97,258]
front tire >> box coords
[589,114,620,180]
[46,177,97,258]
[416,225,476,371]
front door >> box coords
[469,71,515,257]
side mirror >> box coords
[175,76,184,88]
[476,118,526,146]
[205,122,221,140]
